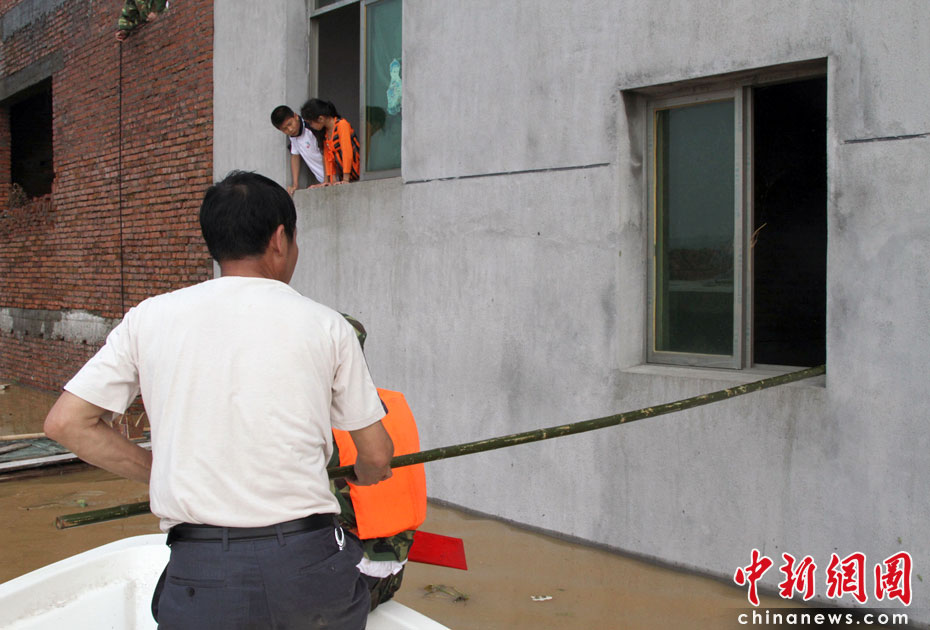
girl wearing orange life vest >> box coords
[302,99,361,185]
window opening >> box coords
[312,0,401,179]
[647,74,826,369]
[751,78,827,367]
[10,80,53,198]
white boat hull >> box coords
[0,534,447,629]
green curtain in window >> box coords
[365,0,402,172]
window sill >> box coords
[622,363,826,388]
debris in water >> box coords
[424,584,469,602]
[0,443,29,455]
[18,491,106,510]
[531,595,553,602]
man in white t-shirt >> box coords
[271,104,326,194]
[44,171,393,629]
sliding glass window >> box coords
[647,76,826,369]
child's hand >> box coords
[287,185,297,195]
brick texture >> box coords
[0,0,214,391]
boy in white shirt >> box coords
[271,105,325,194]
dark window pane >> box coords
[655,100,735,356]
[752,78,827,366]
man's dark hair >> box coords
[270,105,294,128]
[200,171,296,262]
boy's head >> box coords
[270,105,301,137]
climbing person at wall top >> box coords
[116,0,169,42]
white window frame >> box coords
[644,64,826,370]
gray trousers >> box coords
[152,525,369,629]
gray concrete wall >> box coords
[222,0,930,621]
[213,0,310,184]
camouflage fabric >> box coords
[362,570,406,612]
[334,312,414,609]
[117,0,169,32]
[328,444,415,563]
[340,313,367,349]
[334,313,415,562]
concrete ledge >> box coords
[0,52,62,103]
[622,363,827,388]
[0,308,118,345]
[0,0,68,41]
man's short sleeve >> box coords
[289,137,300,155]
[330,319,384,432]
[64,312,141,414]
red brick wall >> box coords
[0,0,214,391]
[0,325,102,395]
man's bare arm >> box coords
[44,391,152,485]
[347,420,393,486]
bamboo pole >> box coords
[0,432,46,442]
[55,364,824,529]
[0,442,30,455]
[328,363,825,479]
[55,500,152,529]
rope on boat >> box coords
[55,364,825,529]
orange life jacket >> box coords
[325,117,360,182]
[332,388,427,539]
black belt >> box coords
[168,514,336,543]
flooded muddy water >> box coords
[0,468,159,584]
[394,504,807,629]
[0,466,805,629]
